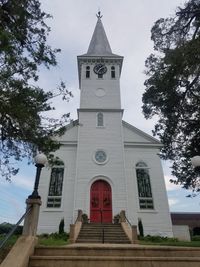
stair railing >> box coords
[124,213,132,227]
[119,210,131,225]
[69,209,83,243]
[0,205,32,249]
[99,209,104,243]
[119,210,138,243]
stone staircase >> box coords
[29,244,200,267]
[76,223,131,243]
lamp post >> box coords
[28,153,47,199]
[191,156,200,172]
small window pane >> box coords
[47,197,62,208]
[97,112,104,127]
[111,66,115,78]
[86,66,90,78]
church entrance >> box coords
[90,180,112,223]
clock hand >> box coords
[98,66,104,73]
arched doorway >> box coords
[90,180,112,223]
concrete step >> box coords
[78,232,128,237]
[76,223,131,244]
[29,255,200,267]
[34,245,200,257]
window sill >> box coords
[138,209,158,214]
[43,209,64,212]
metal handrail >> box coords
[74,209,83,224]
[0,206,32,249]
[99,209,104,243]
[124,214,132,227]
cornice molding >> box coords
[78,108,124,113]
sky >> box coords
[1,0,200,224]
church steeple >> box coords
[86,12,113,56]
[77,13,123,88]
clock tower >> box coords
[75,13,128,222]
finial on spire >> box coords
[96,10,103,19]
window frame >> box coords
[136,162,154,210]
[111,66,116,79]
[96,112,104,127]
[86,66,90,79]
[47,165,64,209]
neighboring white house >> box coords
[37,14,173,237]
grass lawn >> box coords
[138,235,200,247]
[139,240,200,247]
[38,235,69,246]
[0,235,19,264]
[0,233,69,263]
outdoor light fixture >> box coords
[191,156,200,168]
[191,155,200,173]
[28,153,48,199]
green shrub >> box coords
[138,218,144,237]
[0,223,22,235]
[113,214,120,224]
[192,235,200,241]
[39,233,49,238]
[49,232,69,240]
[82,214,89,223]
[59,218,65,234]
[139,235,178,242]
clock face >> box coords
[93,64,107,75]
[95,150,107,163]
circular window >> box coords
[95,88,106,97]
[94,150,107,164]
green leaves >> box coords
[142,0,200,192]
[0,1,72,180]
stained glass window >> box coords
[136,162,154,209]
[47,167,64,208]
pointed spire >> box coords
[86,13,114,56]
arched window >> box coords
[47,160,64,208]
[86,66,90,78]
[111,66,115,78]
[136,162,154,209]
[97,112,104,127]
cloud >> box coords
[0,174,34,191]
[168,198,179,207]
[12,175,34,190]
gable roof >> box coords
[56,119,162,148]
[56,120,78,145]
[122,120,162,147]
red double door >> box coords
[90,180,112,223]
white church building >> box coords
[37,14,173,237]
